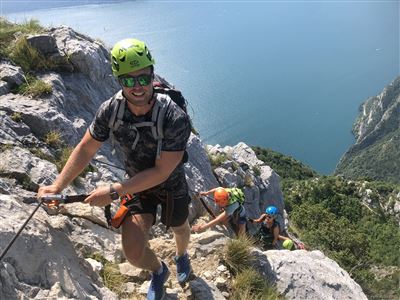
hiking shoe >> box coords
[147,261,170,300]
[174,252,192,284]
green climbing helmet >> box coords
[111,38,155,77]
[282,239,295,250]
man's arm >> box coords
[38,130,102,197]
[191,210,229,232]
[251,213,267,223]
[200,188,218,196]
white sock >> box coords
[176,252,187,258]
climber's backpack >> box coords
[228,187,245,205]
[107,81,191,161]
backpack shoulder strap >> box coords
[151,93,171,158]
[108,91,125,130]
[108,91,125,154]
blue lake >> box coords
[3,0,399,174]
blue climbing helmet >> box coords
[265,205,278,216]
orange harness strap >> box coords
[111,194,134,228]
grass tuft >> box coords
[101,262,129,297]
[252,165,261,176]
[18,74,52,97]
[9,36,54,72]
[232,268,282,300]
[88,253,130,298]
[233,268,267,296]
[10,112,23,122]
[0,18,44,58]
[208,152,227,169]
[223,234,255,275]
[44,130,63,148]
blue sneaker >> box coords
[147,261,170,300]
[174,252,192,284]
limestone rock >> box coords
[185,134,220,221]
[0,147,57,189]
[118,262,150,281]
[206,142,285,232]
[27,34,58,55]
[189,278,226,300]
[253,249,367,300]
[0,195,117,299]
[69,218,123,263]
[0,61,25,95]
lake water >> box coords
[2,0,399,174]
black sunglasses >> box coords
[119,74,152,88]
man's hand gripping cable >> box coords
[41,194,88,209]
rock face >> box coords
[0,195,118,299]
[206,143,285,233]
[253,249,368,300]
[336,76,400,183]
[0,25,367,299]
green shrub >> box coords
[354,268,400,300]
[282,176,400,299]
[252,165,261,176]
[252,146,317,180]
[32,139,95,180]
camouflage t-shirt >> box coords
[89,90,191,191]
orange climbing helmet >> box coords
[214,187,229,207]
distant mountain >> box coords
[335,77,400,183]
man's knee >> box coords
[171,219,190,236]
[123,242,147,264]
[121,214,153,264]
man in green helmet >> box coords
[38,38,192,300]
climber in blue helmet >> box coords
[249,205,293,250]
